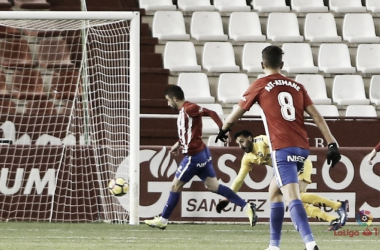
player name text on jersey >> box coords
[264,80,300,92]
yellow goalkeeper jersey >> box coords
[230,135,312,193]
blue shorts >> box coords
[175,147,217,183]
[272,147,309,188]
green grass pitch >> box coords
[0,222,379,250]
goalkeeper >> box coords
[216,130,348,231]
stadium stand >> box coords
[318,43,356,74]
[332,75,370,105]
[0,0,12,10]
[190,11,228,41]
[50,70,81,100]
[202,42,239,72]
[282,43,318,74]
[228,12,266,42]
[0,39,35,69]
[37,39,75,69]
[177,73,215,103]
[345,105,377,118]
[24,100,57,115]
[290,0,328,12]
[252,0,290,12]
[366,0,380,12]
[138,0,380,145]
[0,98,17,115]
[356,44,380,74]
[314,105,340,118]
[329,0,367,13]
[295,74,331,105]
[266,12,303,42]
[13,0,50,9]
[217,73,250,103]
[163,41,201,71]
[0,25,23,38]
[342,13,380,43]
[2,0,380,147]
[10,70,48,100]
[152,11,190,40]
[370,76,380,105]
[177,0,214,11]
[304,13,342,42]
[0,70,10,99]
[138,0,176,11]
[242,42,271,72]
[213,0,251,12]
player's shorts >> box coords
[298,158,312,184]
[175,147,216,183]
[272,147,309,188]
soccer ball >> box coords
[108,177,129,197]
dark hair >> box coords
[262,45,283,69]
[165,85,185,100]
[234,130,253,140]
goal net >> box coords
[0,12,140,224]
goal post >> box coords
[0,11,140,224]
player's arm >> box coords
[169,141,181,156]
[230,164,251,193]
[201,107,223,129]
[222,105,246,131]
[214,105,246,143]
[368,141,380,165]
[305,104,336,144]
[305,104,341,167]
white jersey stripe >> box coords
[178,108,192,154]
[261,109,283,186]
[178,156,192,180]
[272,150,283,187]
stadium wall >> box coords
[0,146,378,223]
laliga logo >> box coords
[115,147,177,217]
[356,210,373,227]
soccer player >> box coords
[144,85,257,230]
[215,130,348,231]
[368,141,380,165]
[215,45,341,250]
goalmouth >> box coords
[0,11,140,225]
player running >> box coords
[144,85,257,230]
[215,130,348,231]
[216,45,342,250]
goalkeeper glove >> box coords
[327,142,341,168]
[215,128,230,143]
[216,199,230,213]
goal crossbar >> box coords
[0,11,139,20]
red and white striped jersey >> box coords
[177,102,223,155]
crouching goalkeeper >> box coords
[216,130,348,231]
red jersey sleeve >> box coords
[375,141,380,152]
[185,103,223,128]
[238,79,263,110]
[200,107,223,128]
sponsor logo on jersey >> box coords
[287,155,305,162]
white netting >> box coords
[0,18,133,223]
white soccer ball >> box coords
[108,177,129,197]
